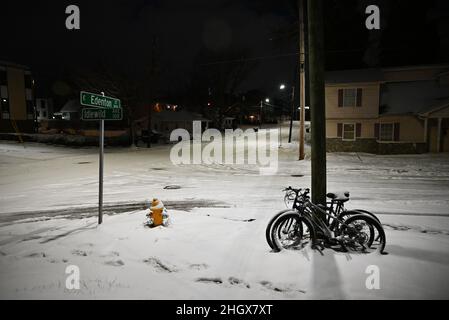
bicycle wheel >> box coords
[265,209,296,249]
[351,209,381,223]
[271,212,315,252]
[338,209,383,243]
[338,209,380,223]
[339,214,386,254]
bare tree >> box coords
[190,48,257,129]
[71,40,162,146]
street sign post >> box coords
[80,91,122,225]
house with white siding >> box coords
[325,64,449,154]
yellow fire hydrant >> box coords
[150,198,164,227]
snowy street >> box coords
[1,140,449,299]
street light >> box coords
[260,98,270,128]
[278,84,295,143]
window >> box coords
[379,123,394,141]
[375,123,400,142]
[343,89,357,107]
[342,123,355,141]
[338,88,362,107]
[337,123,361,139]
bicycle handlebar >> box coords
[283,186,310,194]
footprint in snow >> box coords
[188,263,209,271]
[25,252,46,258]
[104,259,125,267]
[100,251,120,258]
[195,277,251,288]
[196,277,223,284]
[228,277,251,288]
[71,249,88,257]
[143,257,177,273]
[259,280,306,294]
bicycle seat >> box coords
[326,192,350,202]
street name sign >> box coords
[81,107,123,121]
[80,91,121,109]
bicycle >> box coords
[271,189,386,254]
[265,187,381,250]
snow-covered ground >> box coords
[1,134,449,299]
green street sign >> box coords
[80,91,121,109]
[81,107,123,121]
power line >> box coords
[198,52,299,66]
[197,46,417,67]
[197,49,368,67]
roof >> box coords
[0,60,31,70]
[383,64,449,73]
[60,99,82,113]
[325,68,384,84]
[418,98,449,116]
[379,80,449,115]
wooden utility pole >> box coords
[307,0,326,207]
[298,0,306,160]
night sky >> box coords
[2,0,449,102]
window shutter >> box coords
[356,88,363,107]
[337,123,342,138]
[338,89,343,107]
[394,123,400,141]
[356,123,362,138]
[374,123,379,140]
